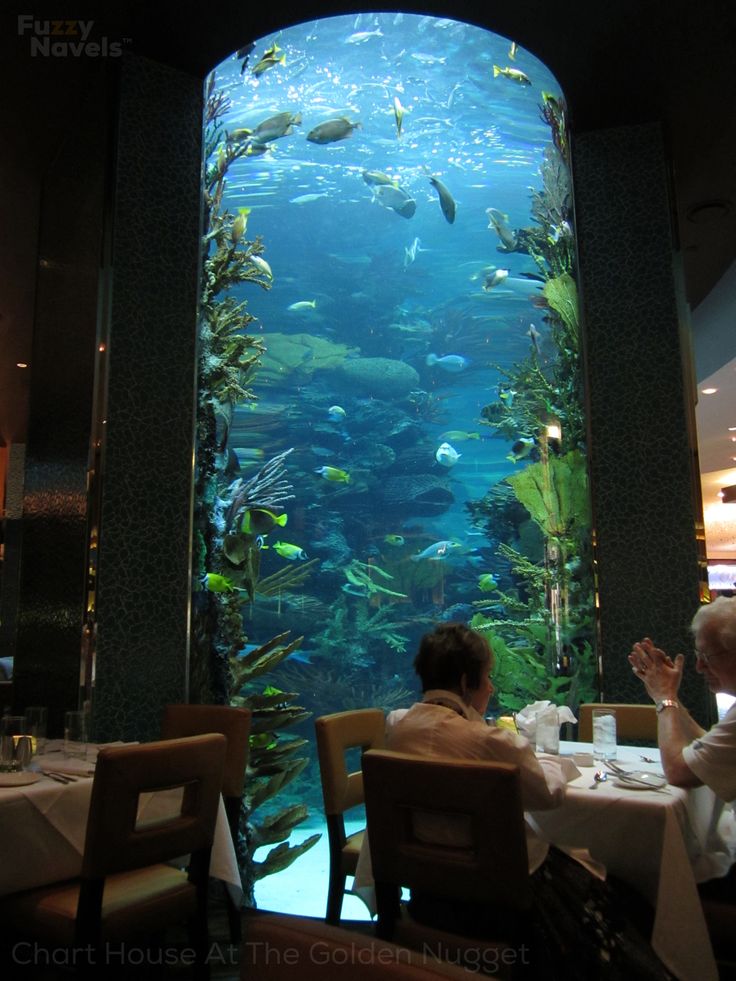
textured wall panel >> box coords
[94,54,203,741]
[573,123,709,723]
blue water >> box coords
[208,12,572,909]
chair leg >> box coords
[225,882,242,944]
[325,869,346,925]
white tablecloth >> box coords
[0,743,241,901]
[529,742,735,981]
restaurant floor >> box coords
[0,898,375,980]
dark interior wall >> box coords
[10,65,110,735]
[573,123,709,721]
[92,54,204,742]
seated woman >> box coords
[385,621,566,877]
[358,623,671,980]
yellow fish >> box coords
[493,65,531,86]
[252,43,286,78]
[440,430,480,442]
[203,573,245,593]
[315,465,350,483]
[241,508,288,536]
[231,207,251,244]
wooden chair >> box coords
[241,910,477,978]
[314,708,385,924]
[161,703,251,941]
[0,734,226,978]
[577,703,658,743]
[362,749,533,978]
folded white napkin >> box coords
[516,700,577,740]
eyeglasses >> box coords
[695,648,722,666]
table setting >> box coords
[0,717,242,906]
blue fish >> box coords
[426,353,468,372]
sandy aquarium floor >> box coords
[253,819,372,920]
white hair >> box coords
[691,596,736,653]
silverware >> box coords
[41,770,72,784]
[589,770,607,789]
[640,755,657,764]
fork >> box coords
[41,770,73,784]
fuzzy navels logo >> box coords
[17,15,127,57]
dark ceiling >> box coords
[2,0,736,445]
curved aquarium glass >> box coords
[196,12,595,913]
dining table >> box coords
[0,739,242,903]
[529,741,736,981]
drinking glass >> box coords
[1,716,28,772]
[24,706,48,755]
[64,710,88,760]
[535,705,560,754]
[592,708,617,761]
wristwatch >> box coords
[655,699,680,714]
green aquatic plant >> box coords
[343,558,409,600]
[468,94,596,714]
[192,73,318,904]
[229,631,320,902]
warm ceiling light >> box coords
[16,362,28,368]
[729,427,736,432]
[701,387,718,395]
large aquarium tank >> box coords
[194,12,595,912]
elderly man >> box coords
[629,595,736,801]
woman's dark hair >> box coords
[413,622,491,692]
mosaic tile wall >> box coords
[572,123,711,724]
[93,54,204,742]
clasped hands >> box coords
[628,637,684,702]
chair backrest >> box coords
[363,749,532,911]
[81,733,226,880]
[315,708,385,816]
[578,702,657,743]
[161,703,251,798]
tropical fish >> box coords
[307,117,362,144]
[483,268,509,291]
[426,353,467,372]
[241,508,288,536]
[203,573,244,593]
[411,540,461,562]
[403,236,425,268]
[248,255,272,278]
[440,430,480,441]
[373,184,416,219]
[346,28,383,43]
[252,43,286,77]
[428,176,456,224]
[528,323,541,354]
[288,299,317,312]
[435,442,461,467]
[508,41,518,60]
[327,405,346,422]
[507,437,535,463]
[393,96,405,138]
[315,465,351,483]
[486,208,518,251]
[243,141,273,158]
[499,388,516,406]
[362,170,398,187]
[236,42,256,73]
[493,65,531,85]
[249,111,302,143]
[411,52,446,66]
[478,573,499,592]
[384,534,405,546]
[271,541,307,561]
[227,127,254,143]
[289,192,328,204]
[231,447,265,465]
[230,207,251,245]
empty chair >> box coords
[314,707,385,924]
[577,702,657,743]
[0,734,226,979]
[161,703,251,941]
[241,910,477,979]
[362,749,532,977]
